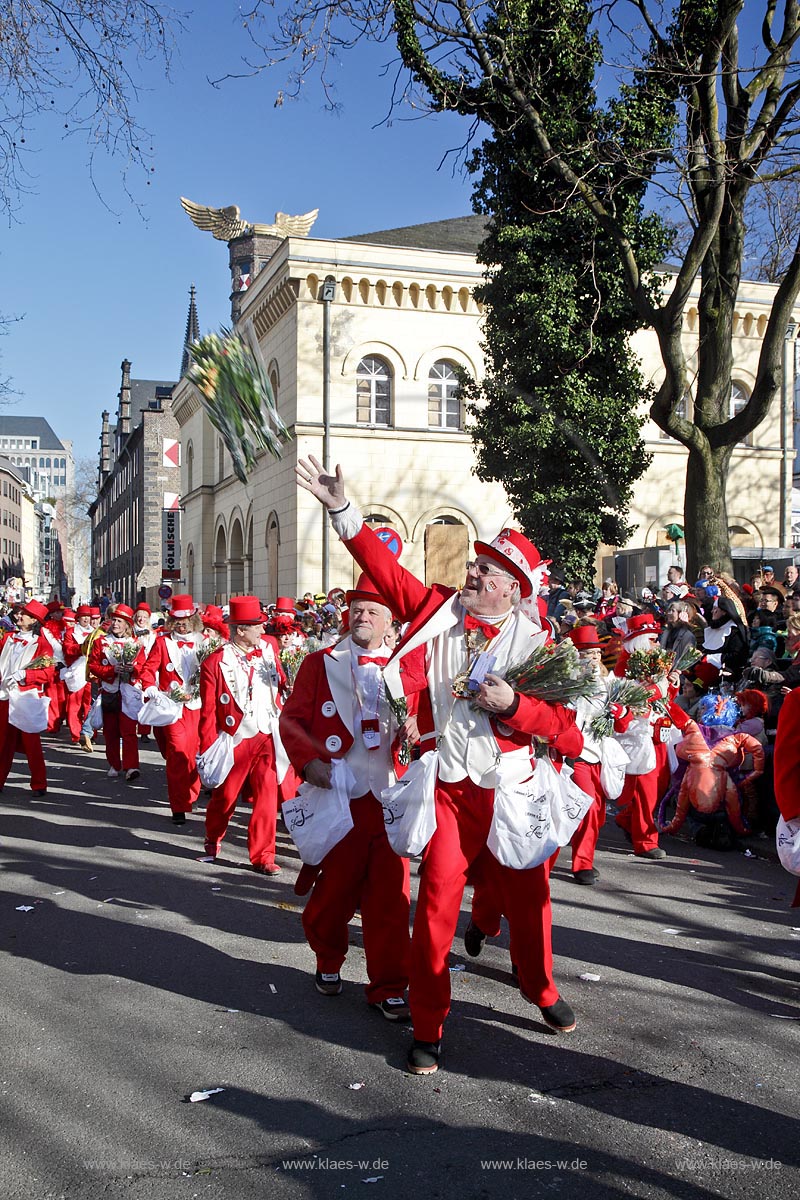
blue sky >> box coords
[0,6,475,464]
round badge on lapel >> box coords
[225,715,236,728]
[220,693,230,705]
[325,734,342,753]
[168,663,177,672]
[321,701,336,718]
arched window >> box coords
[356,356,392,426]
[730,382,754,446]
[428,360,462,429]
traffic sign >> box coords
[373,527,402,558]
[158,584,173,600]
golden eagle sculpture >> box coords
[180,197,319,241]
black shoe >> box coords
[572,868,598,885]
[407,1039,441,1075]
[371,996,410,1022]
[314,970,342,996]
[635,847,667,860]
[539,998,576,1033]
[171,812,187,825]
[464,919,486,958]
[31,789,47,798]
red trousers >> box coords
[102,709,139,771]
[205,731,279,867]
[411,777,559,1044]
[615,740,671,852]
[66,684,92,741]
[570,759,605,871]
[302,792,411,1004]
[0,699,47,792]
[162,708,201,814]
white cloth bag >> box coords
[618,716,657,775]
[7,687,50,734]
[60,657,87,694]
[548,759,595,844]
[88,694,104,731]
[281,759,356,865]
[488,756,559,870]
[380,750,439,858]
[599,736,630,800]
[120,682,144,721]
[196,731,236,790]
[776,815,800,877]
[136,691,183,727]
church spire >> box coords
[180,284,200,377]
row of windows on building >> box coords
[355,357,463,428]
[2,539,20,558]
[2,479,21,503]
[2,508,21,531]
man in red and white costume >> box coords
[62,605,95,743]
[0,599,57,796]
[198,595,287,871]
[297,456,583,1075]
[88,604,146,781]
[613,613,684,859]
[140,594,204,825]
[132,603,157,744]
[280,572,412,1019]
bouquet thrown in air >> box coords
[491,640,597,707]
[188,327,289,484]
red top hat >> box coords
[170,594,196,618]
[566,624,603,651]
[229,595,266,626]
[274,596,296,614]
[135,602,152,615]
[21,599,49,623]
[472,528,544,599]
[76,604,93,618]
[622,613,661,642]
[345,572,392,611]
[109,604,135,625]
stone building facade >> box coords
[171,215,799,602]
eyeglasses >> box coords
[465,560,512,578]
[699,570,714,578]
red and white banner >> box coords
[163,439,181,469]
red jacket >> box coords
[198,637,285,754]
[0,629,57,693]
[87,635,146,687]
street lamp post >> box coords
[320,276,336,592]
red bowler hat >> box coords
[472,528,545,599]
[109,603,135,625]
[76,604,93,618]
[566,624,603,651]
[621,612,661,642]
[135,602,152,615]
[170,594,196,618]
[229,595,267,626]
[345,572,392,611]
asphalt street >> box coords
[1,730,798,1200]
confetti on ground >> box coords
[744,849,755,858]
[269,984,277,994]
[348,1082,365,1090]
[449,964,466,972]
[15,906,34,913]
[188,1088,225,1103]
[662,928,682,935]
[211,887,222,892]
[579,972,601,982]
[363,1178,383,1184]
[277,901,297,911]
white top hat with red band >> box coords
[170,594,196,619]
[472,528,546,599]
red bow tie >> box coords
[357,655,387,667]
[176,640,194,649]
[463,613,501,640]
[245,649,262,662]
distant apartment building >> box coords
[0,416,74,500]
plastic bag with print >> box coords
[487,752,560,870]
[599,736,631,800]
[282,758,356,865]
[7,687,50,734]
[548,758,595,844]
[380,750,438,858]
[776,815,800,877]
[136,690,183,728]
[617,716,657,775]
[120,682,145,721]
[197,731,236,790]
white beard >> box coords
[625,634,657,654]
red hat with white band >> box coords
[109,603,135,625]
[169,594,196,619]
[472,528,545,599]
[621,612,661,642]
[566,624,603,651]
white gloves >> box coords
[143,686,159,700]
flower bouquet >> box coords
[197,633,224,664]
[589,677,653,740]
[188,327,289,484]
[624,647,675,682]
[167,679,199,704]
[280,646,307,688]
[497,640,597,707]
[26,655,57,671]
[106,639,140,677]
